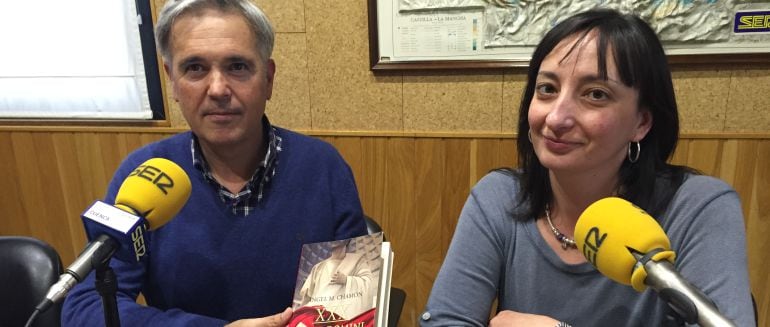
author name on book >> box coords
[309,291,364,303]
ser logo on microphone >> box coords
[129,164,175,195]
[582,226,607,265]
[131,225,147,261]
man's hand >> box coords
[330,271,347,285]
[489,310,561,327]
[225,307,293,327]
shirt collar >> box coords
[190,116,282,212]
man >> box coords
[61,0,366,326]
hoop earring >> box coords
[627,141,640,163]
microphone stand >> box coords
[632,251,736,327]
[93,239,121,327]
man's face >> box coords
[330,243,347,259]
[165,9,275,149]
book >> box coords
[287,232,394,327]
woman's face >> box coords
[527,31,652,176]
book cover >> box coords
[288,232,393,327]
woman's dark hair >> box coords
[514,8,692,220]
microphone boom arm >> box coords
[43,235,117,307]
[633,252,737,327]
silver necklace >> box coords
[545,204,577,250]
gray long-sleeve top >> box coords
[422,172,755,327]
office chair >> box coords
[363,215,406,327]
[364,215,384,238]
[752,293,758,327]
[0,236,63,327]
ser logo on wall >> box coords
[734,10,770,33]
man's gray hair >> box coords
[154,0,275,64]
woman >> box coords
[422,9,755,327]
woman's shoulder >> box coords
[469,169,525,217]
[675,173,735,199]
[473,169,521,195]
[662,173,741,227]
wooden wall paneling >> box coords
[11,132,74,263]
[98,133,130,181]
[8,132,37,236]
[685,139,723,176]
[139,133,168,150]
[414,138,446,321]
[359,137,388,222]
[0,132,28,236]
[726,138,760,324]
[122,133,154,159]
[322,136,365,200]
[715,140,739,187]
[73,133,111,201]
[51,133,92,264]
[337,136,366,175]
[442,139,471,260]
[66,133,114,261]
[114,133,135,160]
[14,133,54,236]
[498,138,518,169]
[726,140,759,219]
[384,138,417,325]
[748,140,770,326]
[472,139,502,184]
[670,138,690,166]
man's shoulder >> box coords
[275,127,342,161]
[129,131,191,157]
[276,127,330,147]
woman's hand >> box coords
[489,310,561,327]
[225,307,293,327]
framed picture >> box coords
[368,0,770,70]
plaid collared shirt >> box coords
[191,118,282,216]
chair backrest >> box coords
[387,287,406,327]
[752,293,758,327]
[0,236,63,327]
[364,215,383,235]
[363,215,405,327]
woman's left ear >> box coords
[633,109,653,142]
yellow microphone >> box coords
[42,158,191,313]
[79,157,192,264]
[114,157,192,230]
[575,197,674,291]
[575,197,735,327]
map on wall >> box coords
[373,0,770,67]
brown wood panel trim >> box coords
[2,126,770,140]
[304,130,520,138]
[679,133,770,139]
[303,130,770,139]
[0,118,172,128]
[0,125,186,134]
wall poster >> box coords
[368,0,770,70]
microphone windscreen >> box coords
[114,158,191,230]
[575,197,675,290]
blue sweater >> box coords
[62,129,367,326]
